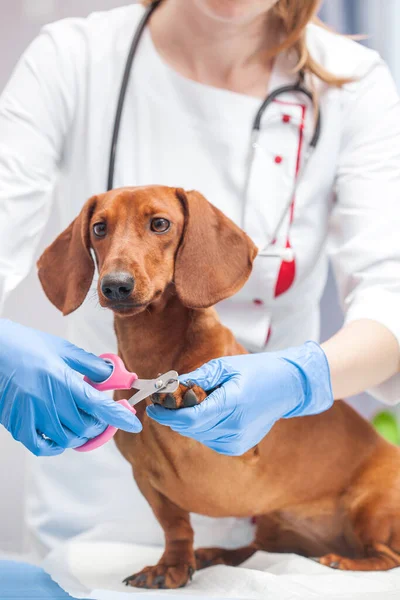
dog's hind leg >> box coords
[319,543,400,571]
[318,500,400,571]
[195,514,284,570]
[194,506,351,571]
[320,446,400,571]
[195,544,259,570]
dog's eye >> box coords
[151,218,170,233]
[93,222,107,238]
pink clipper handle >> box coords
[83,353,138,392]
[74,399,136,453]
[75,353,138,453]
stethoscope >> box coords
[107,0,322,263]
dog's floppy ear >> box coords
[37,196,98,315]
[174,189,258,309]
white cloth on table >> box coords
[43,521,400,600]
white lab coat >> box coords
[1,4,400,555]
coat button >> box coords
[253,298,264,306]
[274,155,283,164]
[282,114,291,123]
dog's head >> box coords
[38,186,258,316]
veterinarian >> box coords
[1,0,400,556]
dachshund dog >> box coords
[38,186,400,589]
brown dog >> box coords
[38,185,400,589]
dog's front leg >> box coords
[124,478,195,589]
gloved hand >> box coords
[0,319,142,456]
[147,341,333,456]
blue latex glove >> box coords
[0,319,142,456]
[147,341,333,456]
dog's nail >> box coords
[151,393,162,405]
[183,389,198,407]
[163,394,177,409]
[188,566,195,581]
[153,574,165,587]
[134,573,147,584]
[330,561,340,569]
[123,576,134,586]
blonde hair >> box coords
[142,0,351,87]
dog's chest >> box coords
[115,423,266,518]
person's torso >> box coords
[56,4,367,357]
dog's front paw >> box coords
[123,563,194,589]
[152,382,207,410]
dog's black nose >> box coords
[101,272,135,301]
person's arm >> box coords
[322,320,400,400]
[147,343,333,456]
[0,319,141,456]
[147,319,400,456]
[147,57,400,455]
[326,57,400,404]
[0,23,77,309]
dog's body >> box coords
[38,186,400,589]
[114,291,400,586]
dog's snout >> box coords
[101,272,135,301]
